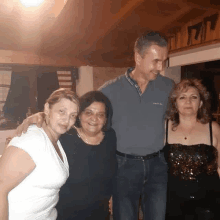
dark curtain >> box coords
[3,72,30,123]
[2,69,62,124]
[36,72,59,111]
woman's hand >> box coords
[15,112,45,136]
[109,196,113,215]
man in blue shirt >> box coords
[100,32,174,220]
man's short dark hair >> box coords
[134,31,168,57]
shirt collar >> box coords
[125,67,161,86]
[125,67,136,86]
[125,67,142,96]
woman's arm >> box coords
[212,121,220,176]
[0,146,36,220]
[109,196,113,215]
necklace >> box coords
[77,128,104,145]
[179,123,197,140]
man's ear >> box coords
[44,103,50,115]
[134,52,142,66]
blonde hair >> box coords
[46,88,79,109]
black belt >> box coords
[116,150,162,160]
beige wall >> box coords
[169,43,220,67]
[165,66,181,83]
[76,66,128,95]
[93,67,127,90]
[76,66,94,96]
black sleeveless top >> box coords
[163,121,218,181]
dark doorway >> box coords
[181,61,220,114]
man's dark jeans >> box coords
[113,152,168,220]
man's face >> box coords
[135,44,168,81]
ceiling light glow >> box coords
[19,0,45,8]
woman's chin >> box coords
[84,128,102,135]
[57,128,69,135]
[180,112,197,117]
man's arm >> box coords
[0,146,36,220]
[15,112,45,136]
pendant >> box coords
[184,137,187,140]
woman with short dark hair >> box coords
[56,90,116,220]
[75,90,112,131]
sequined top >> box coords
[163,121,218,181]
[163,143,218,180]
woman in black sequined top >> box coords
[164,79,220,220]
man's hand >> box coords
[15,112,45,136]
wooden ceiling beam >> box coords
[85,0,145,47]
[0,50,85,67]
[158,5,192,33]
[182,0,220,10]
[161,8,219,36]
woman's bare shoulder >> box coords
[212,121,220,129]
[211,121,220,136]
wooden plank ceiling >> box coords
[0,0,219,67]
